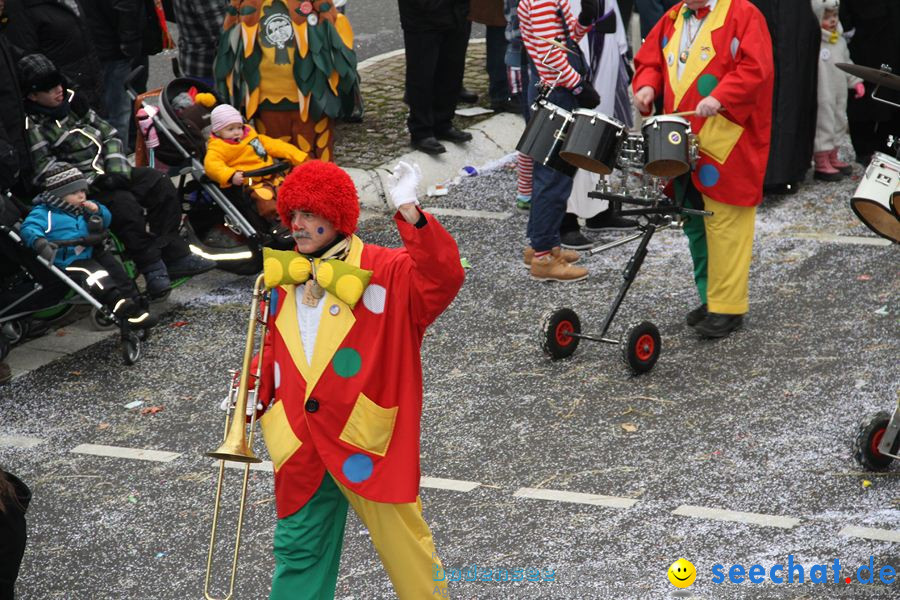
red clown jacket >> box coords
[255,211,465,518]
[633,0,774,206]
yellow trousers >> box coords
[701,195,756,314]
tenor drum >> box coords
[516,101,576,177]
[851,153,900,242]
[641,115,692,177]
[559,109,626,175]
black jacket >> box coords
[78,0,142,61]
[399,0,469,32]
[841,0,900,123]
[0,25,29,190]
[3,0,103,111]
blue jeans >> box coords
[526,69,577,252]
[101,58,133,144]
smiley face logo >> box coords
[668,558,696,588]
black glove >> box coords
[33,238,58,262]
[578,0,600,26]
[574,81,601,109]
[94,173,131,191]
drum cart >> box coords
[540,187,711,375]
[853,395,900,471]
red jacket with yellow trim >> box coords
[255,211,465,518]
[633,0,773,206]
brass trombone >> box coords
[204,274,268,600]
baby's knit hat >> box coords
[43,163,88,200]
[210,104,244,133]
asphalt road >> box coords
[2,151,898,599]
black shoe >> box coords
[127,311,158,329]
[166,253,217,279]
[584,211,639,232]
[695,313,743,338]
[459,88,479,104]
[435,127,473,143]
[685,303,708,327]
[559,230,596,250]
[411,136,446,155]
[813,170,843,182]
[490,97,524,114]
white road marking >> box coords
[70,444,181,463]
[839,525,900,544]
[426,207,512,220]
[0,434,46,448]
[421,476,480,492]
[672,505,800,529]
[788,233,893,247]
[222,459,274,473]
[513,487,638,509]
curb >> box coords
[345,39,523,211]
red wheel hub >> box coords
[555,320,574,346]
[635,334,655,361]
[870,428,886,458]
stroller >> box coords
[129,74,294,275]
[0,191,150,365]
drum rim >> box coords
[536,100,573,118]
[642,115,691,127]
[868,151,900,170]
[571,108,626,128]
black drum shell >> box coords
[559,111,625,175]
[517,104,577,177]
[642,118,690,177]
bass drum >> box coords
[851,152,900,243]
[516,100,576,177]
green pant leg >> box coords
[270,473,349,600]
[678,178,708,304]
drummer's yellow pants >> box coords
[270,472,448,600]
[683,194,756,314]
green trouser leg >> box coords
[270,473,349,600]
[676,177,708,305]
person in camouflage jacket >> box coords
[20,53,216,296]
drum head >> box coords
[851,199,900,243]
[646,159,689,178]
[559,152,613,175]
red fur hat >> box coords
[277,160,359,235]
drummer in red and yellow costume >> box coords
[633,0,773,337]
[253,160,464,599]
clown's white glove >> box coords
[219,389,261,417]
[388,161,421,209]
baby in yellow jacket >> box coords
[204,104,307,220]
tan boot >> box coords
[530,253,588,282]
[523,246,580,267]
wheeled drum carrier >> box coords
[853,396,900,471]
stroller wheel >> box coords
[121,332,142,365]
[540,308,581,360]
[1,320,28,345]
[621,321,661,375]
[135,327,151,342]
[89,308,117,331]
[853,412,894,471]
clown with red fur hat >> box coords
[251,159,464,599]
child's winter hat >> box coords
[210,104,244,133]
[811,0,839,20]
[18,53,63,94]
[43,163,88,200]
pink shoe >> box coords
[828,148,852,175]
[814,151,842,181]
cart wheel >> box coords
[121,333,142,365]
[1,320,28,345]
[853,412,894,471]
[540,308,581,360]
[89,308,117,331]
[621,321,661,374]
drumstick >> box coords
[668,110,697,117]
[533,34,577,54]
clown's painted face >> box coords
[290,210,337,254]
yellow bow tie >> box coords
[263,247,373,308]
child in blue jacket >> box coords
[20,164,156,327]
